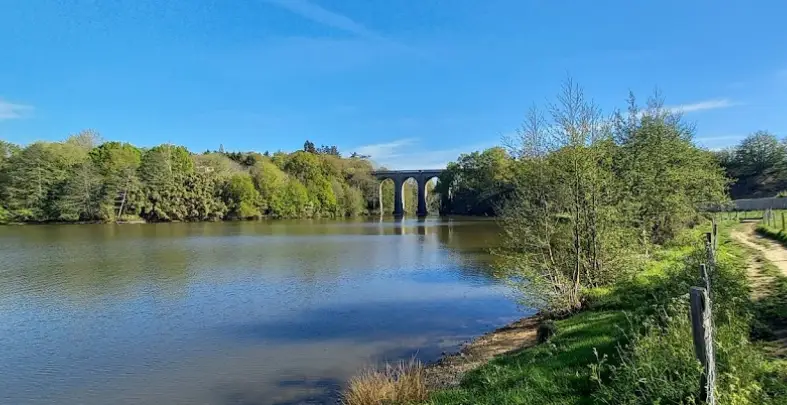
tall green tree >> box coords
[285,151,337,216]
[56,131,104,221]
[140,144,194,186]
[90,141,143,219]
[223,173,261,219]
[716,130,786,198]
[613,95,728,244]
[252,160,287,214]
[139,144,195,220]
[437,147,513,215]
[734,131,783,177]
[0,140,20,222]
[277,178,311,218]
[58,160,103,221]
[3,142,68,221]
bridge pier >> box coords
[416,178,428,217]
[393,177,405,217]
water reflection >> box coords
[0,218,519,405]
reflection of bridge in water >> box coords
[383,217,441,237]
[372,170,443,217]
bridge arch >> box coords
[371,169,444,217]
[418,174,441,215]
[376,177,394,214]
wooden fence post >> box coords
[690,287,716,405]
[782,212,785,231]
[700,263,710,294]
[705,232,715,269]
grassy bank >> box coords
[756,223,787,247]
[344,224,787,404]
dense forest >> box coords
[0,136,435,224]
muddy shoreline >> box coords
[423,315,541,389]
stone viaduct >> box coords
[371,170,443,217]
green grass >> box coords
[746,225,787,343]
[756,224,787,247]
[754,258,787,335]
[426,311,625,405]
[422,222,787,405]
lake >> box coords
[0,218,524,405]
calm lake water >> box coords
[0,218,524,405]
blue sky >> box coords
[1,0,786,169]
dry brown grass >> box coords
[341,358,427,405]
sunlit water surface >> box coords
[0,218,525,405]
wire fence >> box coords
[690,219,717,404]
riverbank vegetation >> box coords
[485,82,725,314]
[345,223,787,404]
[344,81,787,404]
[427,225,786,404]
[0,137,431,224]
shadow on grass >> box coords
[427,311,626,405]
[753,261,787,333]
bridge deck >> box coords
[371,169,443,175]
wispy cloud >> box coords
[353,138,416,161]
[694,134,746,150]
[0,99,33,121]
[262,0,384,41]
[695,134,744,142]
[666,98,736,114]
[351,138,498,170]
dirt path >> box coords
[730,221,787,357]
[731,222,787,278]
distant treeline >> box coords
[437,118,785,217]
[714,131,787,199]
[0,136,431,224]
